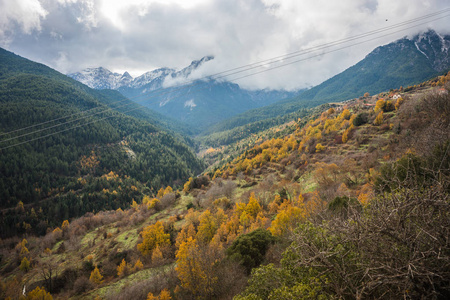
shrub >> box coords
[227,229,275,274]
[352,112,368,126]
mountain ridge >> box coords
[202,29,450,137]
[68,57,300,132]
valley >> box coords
[1,28,450,300]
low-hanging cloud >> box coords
[1,0,449,90]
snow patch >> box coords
[436,32,449,52]
[415,42,429,59]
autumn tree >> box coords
[313,162,340,186]
[137,221,170,256]
[25,286,53,300]
[159,289,172,300]
[176,237,223,298]
[374,111,383,126]
[269,199,307,237]
[315,143,325,152]
[341,109,351,120]
[90,266,103,284]
[117,259,128,277]
[133,259,144,272]
[374,98,386,112]
[16,238,29,257]
[196,209,218,244]
[147,292,157,300]
[20,257,31,272]
[151,245,164,266]
[183,177,194,193]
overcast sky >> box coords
[1,0,449,90]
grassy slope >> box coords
[1,74,449,299]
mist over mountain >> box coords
[68,57,300,132]
[211,29,450,133]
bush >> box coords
[72,276,93,295]
[227,229,275,274]
[352,112,368,126]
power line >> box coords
[2,7,449,140]
[0,9,449,150]
[1,8,448,141]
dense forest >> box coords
[0,48,204,238]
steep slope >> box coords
[68,57,300,131]
[207,30,450,134]
[1,73,448,300]
[0,48,204,237]
[296,29,450,103]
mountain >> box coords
[294,29,450,104]
[1,71,448,300]
[205,30,450,134]
[68,56,214,91]
[0,47,204,237]
[68,57,300,132]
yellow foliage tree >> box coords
[159,289,172,300]
[196,209,217,244]
[341,109,351,120]
[374,111,383,126]
[147,292,157,300]
[176,223,196,248]
[89,266,103,284]
[176,237,222,298]
[395,97,404,110]
[151,245,164,265]
[315,143,325,152]
[20,256,31,272]
[137,221,170,256]
[25,286,53,300]
[374,98,386,112]
[117,259,128,277]
[269,201,306,237]
[17,238,29,256]
[163,186,173,195]
[247,193,261,218]
[157,187,165,198]
[176,237,202,295]
[147,198,160,209]
[61,220,69,231]
[133,259,144,272]
[131,199,139,209]
[183,177,194,193]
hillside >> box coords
[0,48,204,238]
[1,72,448,299]
[203,30,450,137]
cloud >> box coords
[2,0,449,90]
[0,0,47,42]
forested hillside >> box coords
[203,30,450,137]
[1,72,448,300]
[0,48,204,238]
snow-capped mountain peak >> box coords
[67,56,215,91]
[409,29,450,71]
